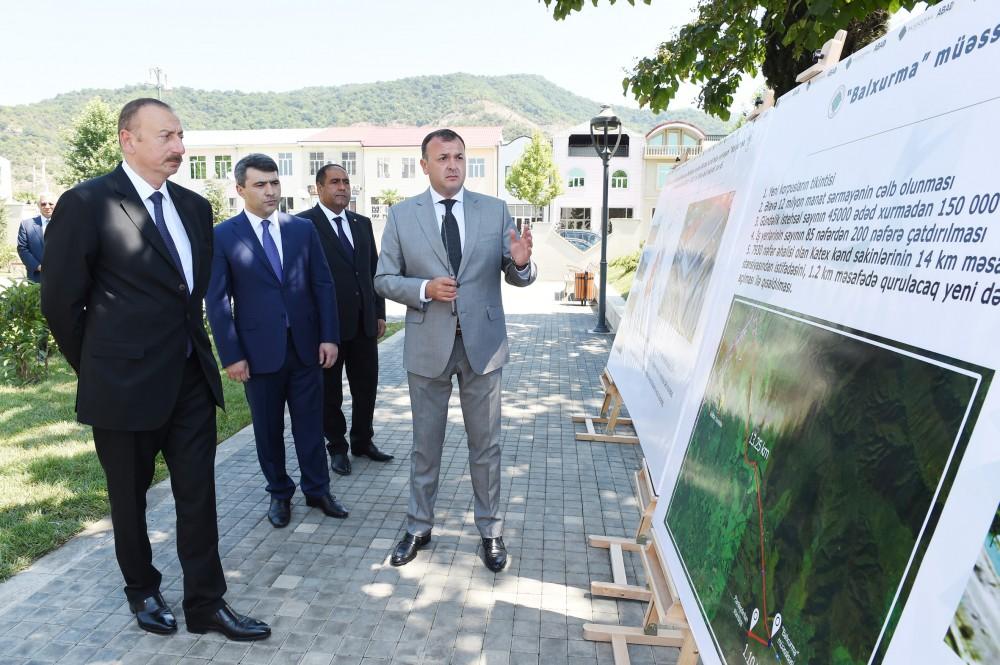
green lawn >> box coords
[0,325,403,582]
[608,263,637,300]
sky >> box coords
[0,0,765,115]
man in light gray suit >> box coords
[375,128,535,572]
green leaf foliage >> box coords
[543,0,936,119]
[202,180,230,224]
[58,98,120,187]
[0,281,52,385]
[505,131,562,209]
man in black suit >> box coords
[296,164,393,476]
[16,192,55,283]
[40,98,269,642]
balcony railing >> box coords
[644,145,703,159]
[370,204,388,220]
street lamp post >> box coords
[589,105,623,334]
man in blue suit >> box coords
[206,153,348,528]
[17,192,56,283]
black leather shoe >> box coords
[186,604,270,641]
[330,452,352,476]
[305,492,349,518]
[129,592,177,635]
[481,537,508,572]
[353,444,394,462]
[390,531,431,566]
[267,496,290,528]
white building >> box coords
[0,156,11,202]
[174,126,504,220]
[641,121,725,226]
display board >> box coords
[607,119,770,484]
[607,1,1000,663]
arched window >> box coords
[611,170,628,188]
[567,168,585,188]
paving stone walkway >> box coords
[0,283,680,665]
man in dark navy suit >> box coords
[206,153,348,528]
[296,164,393,476]
[41,99,269,641]
[17,192,55,283]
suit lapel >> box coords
[32,217,44,248]
[416,190,450,272]
[233,212,282,284]
[457,193,479,281]
[112,167,183,279]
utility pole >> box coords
[148,67,168,99]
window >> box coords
[377,158,390,178]
[611,170,628,188]
[278,152,293,176]
[278,197,295,213]
[189,156,206,180]
[401,157,416,179]
[508,204,543,232]
[505,165,512,180]
[228,198,237,211]
[567,168,585,188]
[213,155,232,180]
[309,152,326,176]
[341,152,357,176]
[560,207,591,230]
[656,164,673,189]
[468,158,485,178]
[609,208,633,220]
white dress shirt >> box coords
[419,186,528,301]
[318,201,354,249]
[40,216,50,236]
[244,210,284,265]
[121,159,194,292]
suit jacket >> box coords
[17,216,45,283]
[206,211,339,375]
[296,205,385,340]
[40,164,224,431]
[375,188,536,378]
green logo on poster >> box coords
[828,85,845,118]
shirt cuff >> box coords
[514,262,531,278]
[420,279,431,302]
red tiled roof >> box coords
[303,125,503,147]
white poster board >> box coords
[636,2,1000,664]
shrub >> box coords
[610,250,641,274]
[0,281,53,384]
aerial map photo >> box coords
[665,298,992,665]
[944,502,1000,665]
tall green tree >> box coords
[543,0,929,119]
[203,180,230,224]
[505,132,562,220]
[59,98,120,187]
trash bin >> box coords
[574,271,595,305]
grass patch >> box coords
[0,325,403,582]
[608,263,637,300]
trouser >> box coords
[323,317,379,455]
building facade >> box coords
[173,126,503,220]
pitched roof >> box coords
[304,125,503,147]
[181,126,503,148]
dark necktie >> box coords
[149,191,192,356]
[332,215,354,255]
[441,199,462,276]
[261,220,283,282]
[149,192,185,280]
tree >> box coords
[59,98,120,187]
[203,180,230,224]
[505,132,562,220]
[543,0,929,119]
[377,189,404,206]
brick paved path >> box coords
[0,284,682,665]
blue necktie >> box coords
[149,192,185,279]
[261,219,283,282]
[332,215,354,256]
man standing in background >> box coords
[17,192,55,283]
[296,163,393,477]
